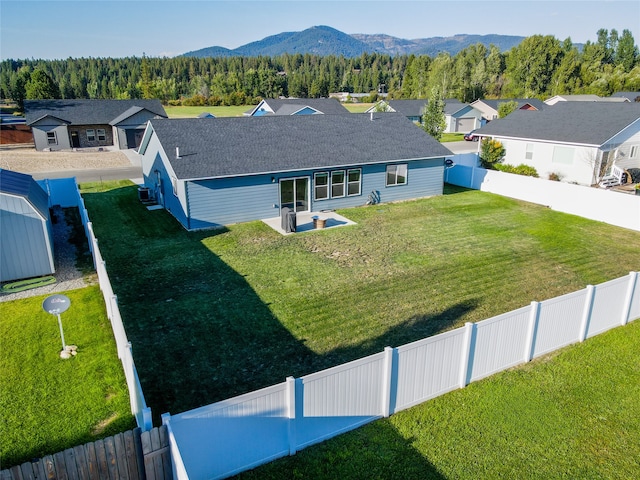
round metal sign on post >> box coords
[42,294,75,359]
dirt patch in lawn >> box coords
[0,145,130,173]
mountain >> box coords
[182,26,526,58]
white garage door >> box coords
[456,117,476,133]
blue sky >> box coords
[1,0,638,60]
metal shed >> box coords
[0,169,55,282]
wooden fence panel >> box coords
[1,427,171,480]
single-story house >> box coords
[0,169,55,282]
[245,98,350,116]
[470,98,546,122]
[138,113,453,230]
[544,94,629,106]
[24,99,168,151]
[365,99,483,133]
[474,102,640,185]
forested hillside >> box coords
[1,29,638,110]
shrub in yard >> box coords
[479,138,506,168]
[495,164,539,177]
[548,172,563,181]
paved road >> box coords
[31,166,143,183]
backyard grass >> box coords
[164,103,376,117]
[79,181,640,421]
[0,286,135,468]
[163,105,255,118]
[236,319,640,479]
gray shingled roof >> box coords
[252,98,349,115]
[387,100,428,117]
[612,91,640,102]
[476,102,640,146]
[24,99,167,126]
[147,113,453,180]
[476,98,546,111]
[0,169,49,219]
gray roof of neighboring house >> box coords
[0,168,49,219]
[386,100,428,117]
[249,98,350,115]
[24,99,167,126]
[612,91,640,102]
[474,98,546,111]
[475,102,640,146]
[146,113,453,180]
[371,99,474,117]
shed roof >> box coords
[475,102,640,146]
[24,99,167,126]
[146,113,453,180]
[0,169,49,218]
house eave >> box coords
[178,155,448,182]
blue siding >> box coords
[182,158,444,230]
[187,176,279,229]
[143,151,190,229]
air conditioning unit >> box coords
[138,187,152,202]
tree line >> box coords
[1,29,638,110]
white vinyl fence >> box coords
[162,272,639,480]
[445,164,640,232]
[48,178,153,431]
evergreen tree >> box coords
[616,29,639,72]
[25,68,60,100]
[422,87,446,140]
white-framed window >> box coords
[46,131,57,145]
[525,143,534,161]
[331,170,345,198]
[630,145,638,158]
[552,146,575,165]
[97,128,106,141]
[386,164,407,186]
[314,172,329,200]
[86,129,95,141]
[347,169,361,196]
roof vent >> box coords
[370,111,373,121]
[176,147,181,159]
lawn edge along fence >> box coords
[45,177,152,432]
[161,271,639,480]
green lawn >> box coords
[79,182,640,423]
[0,286,135,468]
[441,132,465,142]
[237,319,640,479]
[163,105,255,118]
[163,103,376,117]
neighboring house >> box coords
[470,98,546,123]
[0,169,54,282]
[544,94,629,106]
[197,112,216,118]
[365,99,482,133]
[329,92,386,102]
[245,98,350,116]
[612,91,640,102]
[24,99,168,151]
[138,114,453,230]
[475,102,640,185]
